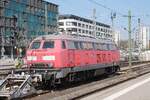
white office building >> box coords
[139,26,150,50]
[114,30,120,46]
[58,14,113,40]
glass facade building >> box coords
[0,0,58,57]
[0,0,58,46]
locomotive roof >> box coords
[33,34,114,44]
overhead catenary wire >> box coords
[87,0,150,18]
[87,0,125,17]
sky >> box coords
[46,0,150,40]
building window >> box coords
[72,28,77,32]
[96,32,100,36]
[79,29,81,33]
[82,30,85,33]
[72,22,77,26]
[59,22,64,26]
[66,22,72,26]
[82,24,85,28]
[101,28,103,31]
[89,31,92,34]
[86,30,88,34]
[86,25,88,28]
[92,26,94,29]
[59,28,65,32]
[78,23,81,27]
[66,28,72,32]
[89,25,92,29]
[66,28,77,32]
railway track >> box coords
[23,62,150,100]
[0,61,149,100]
[120,61,150,67]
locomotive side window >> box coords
[109,44,112,50]
[95,43,99,50]
[92,42,95,50]
[107,44,110,50]
[79,42,83,49]
[86,42,89,49]
[31,41,41,49]
[88,42,93,50]
[67,41,76,49]
[62,41,66,49]
[98,43,101,50]
[102,44,107,50]
[43,41,54,49]
[74,41,79,49]
[83,42,88,49]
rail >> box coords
[0,61,149,99]
[27,62,150,100]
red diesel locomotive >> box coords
[26,34,120,84]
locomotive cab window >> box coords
[30,41,41,49]
[43,41,54,49]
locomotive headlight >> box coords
[27,56,37,61]
[42,56,55,61]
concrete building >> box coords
[58,14,112,40]
[114,29,120,46]
[139,26,150,50]
[0,0,58,57]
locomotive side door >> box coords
[67,41,75,67]
[68,50,75,67]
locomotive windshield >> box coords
[30,41,41,49]
[43,41,54,49]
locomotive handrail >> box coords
[33,34,113,44]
